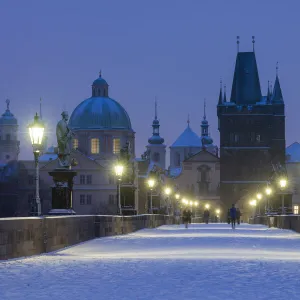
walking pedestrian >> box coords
[227,209,231,224]
[203,209,210,224]
[236,208,241,225]
[230,204,237,229]
[182,209,192,228]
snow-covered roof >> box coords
[286,142,300,163]
[39,146,58,162]
[170,126,201,148]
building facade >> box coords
[217,47,286,208]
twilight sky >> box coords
[0,0,299,161]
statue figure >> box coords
[56,111,73,168]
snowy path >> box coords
[1,223,300,300]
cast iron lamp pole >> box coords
[114,164,124,215]
[28,113,45,216]
[147,179,156,213]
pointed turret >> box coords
[223,84,227,103]
[148,100,164,145]
[230,50,262,104]
[218,80,223,105]
[272,63,283,103]
[201,99,209,137]
[266,81,271,103]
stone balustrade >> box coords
[0,214,175,260]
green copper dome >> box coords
[69,97,132,130]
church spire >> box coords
[148,99,164,145]
[201,99,209,137]
[223,84,227,103]
[266,81,271,103]
[218,80,223,105]
[272,62,283,103]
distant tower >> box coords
[0,100,20,164]
[217,40,285,207]
[146,100,166,169]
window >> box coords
[256,134,261,142]
[6,134,10,141]
[28,175,34,185]
[294,205,299,215]
[80,195,85,205]
[91,138,100,154]
[87,175,92,184]
[80,175,85,184]
[73,139,79,149]
[109,194,115,205]
[87,195,92,205]
[174,152,180,167]
[153,152,160,162]
[113,138,121,154]
[234,134,239,143]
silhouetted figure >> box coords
[182,209,192,228]
[230,204,237,229]
[227,209,231,224]
[203,209,210,224]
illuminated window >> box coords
[91,138,100,154]
[73,138,79,149]
[294,205,299,215]
[113,138,120,154]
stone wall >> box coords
[251,215,300,233]
[0,214,174,260]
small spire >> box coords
[218,79,223,105]
[40,97,42,120]
[224,84,227,103]
[187,114,190,127]
[276,61,279,77]
[5,99,10,110]
[203,99,206,120]
[252,36,255,52]
[270,81,273,97]
[267,81,271,103]
[99,69,102,77]
[237,36,240,53]
[155,96,157,120]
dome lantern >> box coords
[92,71,109,97]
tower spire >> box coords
[203,99,206,120]
[237,36,240,53]
[155,96,157,120]
[276,61,279,77]
[99,69,102,77]
[224,84,227,103]
[267,81,271,103]
[252,36,255,52]
[187,114,190,127]
[218,79,223,105]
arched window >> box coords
[91,138,100,154]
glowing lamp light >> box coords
[250,199,257,207]
[205,204,210,209]
[265,187,272,195]
[114,164,124,177]
[216,209,221,214]
[28,113,44,147]
[194,201,199,206]
[147,179,155,189]
[175,193,180,200]
[189,201,193,206]
[279,178,287,189]
[256,193,262,200]
[164,187,172,195]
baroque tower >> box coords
[0,100,20,165]
[146,100,166,169]
[217,40,285,207]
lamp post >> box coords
[279,178,287,214]
[216,209,221,222]
[265,187,272,214]
[28,113,45,216]
[164,187,172,215]
[256,193,262,215]
[114,164,124,215]
[249,199,257,219]
[147,179,156,213]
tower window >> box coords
[73,138,79,150]
[153,152,160,162]
[113,138,120,154]
[91,138,100,154]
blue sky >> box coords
[0,0,299,160]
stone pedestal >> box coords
[48,168,77,215]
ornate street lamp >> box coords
[114,164,124,215]
[28,113,44,216]
[147,178,156,213]
[279,178,288,214]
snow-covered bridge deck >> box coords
[1,223,300,300]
